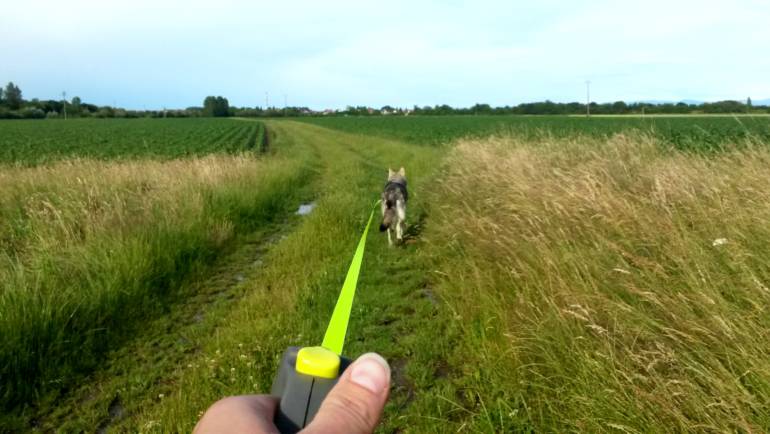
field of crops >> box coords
[3,117,770,432]
[0,118,265,165]
[299,114,770,150]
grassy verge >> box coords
[421,133,770,431]
[0,139,316,411]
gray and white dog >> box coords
[380,167,408,246]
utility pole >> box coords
[585,81,591,118]
[283,93,287,116]
[62,91,67,120]
[265,92,269,110]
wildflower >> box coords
[158,393,165,399]
[712,238,728,247]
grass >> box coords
[0,130,314,412]
[3,117,770,432]
[298,114,770,150]
[0,118,265,165]
[421,132,770,431]
[123,121,452,432]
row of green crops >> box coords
[0,118,264,165]
[298,115,770,150]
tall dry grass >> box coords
[0,152,313,408]
[424,133,770,431]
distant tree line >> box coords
[233,99,770,117]
[2,80,769,120]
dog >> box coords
[380,167,408,246]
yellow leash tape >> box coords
[321,200,381,355]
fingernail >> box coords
[350,353,390,394]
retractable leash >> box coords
[271,200,381,433]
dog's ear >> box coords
[399,167,406,176]
[388,168,394,177]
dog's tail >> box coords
[379,200,395,231]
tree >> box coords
[612,101,628,114]
[4,82,23,110]
[748,97,752,107]
[71,96,82,115]
[216,97,229,117]
[0,87,4,105]
[202,96,230,117]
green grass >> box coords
[298,114,770,151]
[0,118,265,165]
[4,117,770,432]
[0,122,312,412]
[421,132,770,431]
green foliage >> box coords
[424,134,770,431]
[202,96,230,117]
[0,118,265,165]
[71,96,81,115]
[3,82,22,110]
[0,123,303,411]
[5,119,770,432]
[298,115,770,150]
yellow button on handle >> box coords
[295,346,340,379]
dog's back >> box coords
[380,168,407,244]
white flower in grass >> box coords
[712,238,728,247]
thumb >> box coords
[302,353,391,434]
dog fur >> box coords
[380,167,408,246]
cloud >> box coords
[1,0,768,108]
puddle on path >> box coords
[296,202,317,216]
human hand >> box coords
[194,352,391,434]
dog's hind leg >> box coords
[387,227,393,246]
[396,200,406,243]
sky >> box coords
[1,0,769,110]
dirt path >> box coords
[19,121,457,432]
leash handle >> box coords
[271,200,380,433]
[271,346,352,433]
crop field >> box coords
[2,116,770,432]
[0,118,264,165]
[299,114,770,150]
